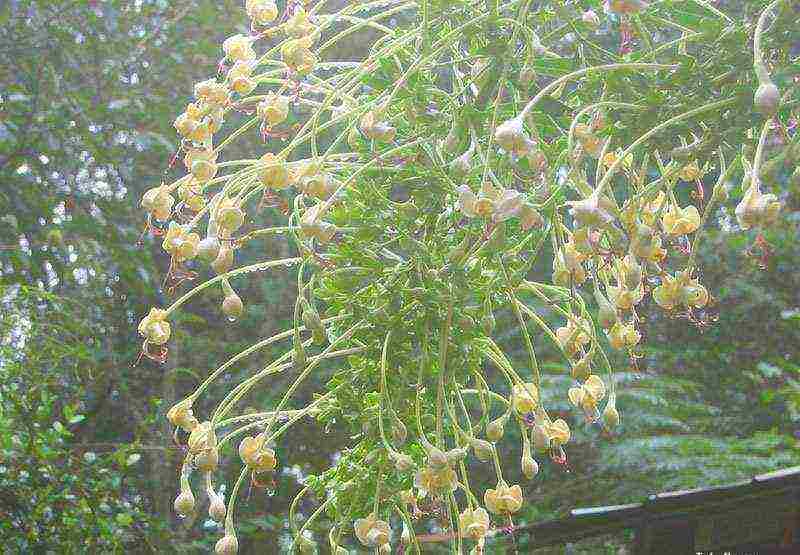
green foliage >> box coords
[0,286,157,551]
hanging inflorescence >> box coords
[136,0,797,553]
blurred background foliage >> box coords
[0,0,797,552]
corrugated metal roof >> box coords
[505,465,800,549]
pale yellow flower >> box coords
[239,432,278,473]
[511,382,539,414]
[735,185,781,230]
[484,481,523,515]
[661,202,700,236]
[138,307,171,345]
[258,153,290,189]
[257,92,290,126]
[354,514,391,547]
[223,34,256,62]
[459,507,490,540]
[414,465,457,497]
[162,222,200,262]
[167,398,198,432]
[568,375,606,422]
[608,321,641,350]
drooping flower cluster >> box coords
[135,0,795,552]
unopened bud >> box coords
[401,521,412,545]
[198,236,221,263]
[446,447,468,465]
[450,148,474,177]
[754,80,780,116]
[519,65,536,89]
[174,489,195,516]
[222,293,244,321]
[603,397,620,430]
[392,452,414,472]
[521,446,539,479]
[427,446,449,469]
[209,493,227,522]
[472,438,493,462]
[486,417,505,442]
[215,534,239,555]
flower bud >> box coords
[472,438,494,462]
[519,202,544,231]
[195,447,220,472]
[167,398,199,432]
[209,492,227,522]
[450,147,473,177]
[217,204,245,234]
[223,34,255,62]
[594,287,617,330]
[222,293,244,321]
[521,447,539,479]
[484,481,524,515]
[571,354,592,381]
[401,521,412,545]
[446,447,468,465]
[215,534,239,555]
[443,121,460,153]
[427,445,449,469]
[754,80,780,116]
[494,117,529,154]
[459,507,491,540]
[293,334,307,371]
[142,187,175,221]
[296,535,316,554]
[621,254,642,290]
[258,153,290,189]
[392,452,414,472]
[138,307,171,345]
[608,321,641,350]
[735,185,781,230]
[227,61,256,95]
[486,417,505,442]
[512,382,539,415]
[347,126,361,149]
[607,0,647,15]
[604,401,621,430]
[198,236,221,263]
[174,488,195,516]
[186,149,218,184]
[400,489,416,506]
[301,302,327,344]
[246,0,278,26]
[354,515,391,548]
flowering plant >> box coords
[138,0,797,552]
